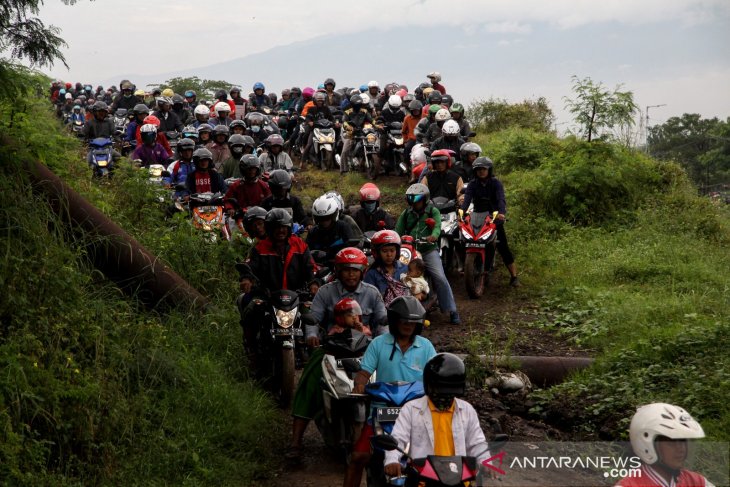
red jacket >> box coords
[402,114,421,142]
[224,178,271,210]
[617,465,710,487]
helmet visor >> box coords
[407,194,427,205]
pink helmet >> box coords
[396,88,408,99]
[302,87,315,100]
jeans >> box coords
[421,249,457,313]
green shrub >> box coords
[479,127,561,173]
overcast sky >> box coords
[37,0,730,132]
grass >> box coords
[0,96,281,485]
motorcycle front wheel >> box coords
[464,252,486,298]
[279,347,296,408]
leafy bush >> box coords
[0,98,278,484]
[480,127,561,173]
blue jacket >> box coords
[125,120,139,142]
[164,159,196,196]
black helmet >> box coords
[427,91,442,105]
[267,169,292,191]
[133,103,149,115]
[230,119,246,131]
[93,101,109,112]
[324,77,336,88]
[243,206,267,224]
[387,295,426,337]
[177,138,195,152]
[472,156,494,177]
[172,94,184,105]
[441,94,454,108]
[192,147,213,164]
[215,89,227,100]
[241,135,256,153]
[277,115,289,129]
[408,99,423,113]
[264,208,293,239]
[213,124,230,136]
[423,353,466,407]
[290,86,301,97]
[239,154,261,176]
[350,94,362,107]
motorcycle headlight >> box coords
[461,226,473,240]
[97,160,108,167]
[479,229,494,241]
[275,308,298,328]
[202,223,212,231]
[325,135,335,143]
[366,133,377,143]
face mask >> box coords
[251,125,260,133]
[362,201,377,214]
[231,147,243,156]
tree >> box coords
[151,76,237,101]
[649,114,730,192]
[563,76,638,143]
[0,0,70,99]
[466,96,554,134]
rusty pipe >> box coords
[27,160,209,311]
[458,354,594,386]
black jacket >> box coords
[153,110,183,133]
[260,194,311,226]
[240,236,314,292]
[306,220,355,263]
[352,207,395,233]
[430,136,466,162]
[425,170,462,201]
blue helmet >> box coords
[359,85,368,93]
[59,89,66,95]
[253,82,265,91]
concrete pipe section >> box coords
[28,160,209,311]
[457,354,594,386]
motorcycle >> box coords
[351,124,380,179]
[88,137,114,179]
[366,382,425,487]
[316,329,373,458]
[239,289,306,408]
[383,121,406,175]
[165,131,180,154]
[189,192,229,242]
[431,197,460,276]
[459,210,498,298]
[372,433,508,487]
[312,118,336,170]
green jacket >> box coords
[395,203,441,253]
[221,156,242,179]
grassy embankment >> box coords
[1,96,279,485]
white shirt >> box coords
[384,396,491,467]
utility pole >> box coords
[645,104,667,152]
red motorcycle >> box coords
[459,211,498,298]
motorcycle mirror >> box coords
[425,218,436,230]
[377,220,386,229]
[371,434,400,452]
[490,434,509,453]
[468,131,477,138]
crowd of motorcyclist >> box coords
[47,76,712,487]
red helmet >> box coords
[334,247,368,272]
[143,115,161,127]
[334,297,362,326]
[65,82,72,89]
[359,183,381,203]
[371,230,401,255]
[430,149,452,169]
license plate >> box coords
[270,328,303,336]
[465,242,484,248]
[376,407,401,422]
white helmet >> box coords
[194,104,210,116]
[388,95,402,109]
[442,119,460,136]
[214,102,230,115]
[65,93,72,100]
[359,93,371,105]
[411,144,429,165]
[434,108,452,122]
[629,403,705,465]
[312,194,339,220]
[427,71,442,83]
[324,191,345,213]
[367,80,379,89]
[140,123,157,134]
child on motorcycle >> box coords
[328,298,371,337]
[401,258,429,302]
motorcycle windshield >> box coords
[314,119,333,129]
[365,381,425,406]
[470,211,490,232]
[432,197,456,213]
[412,456,478,484]
[269,289,299,312]
[323,329,371,358]
[90,138,112,149]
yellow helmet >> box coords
[161,88,174,98]
[134,89,145,97]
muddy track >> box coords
[267,266,594,486]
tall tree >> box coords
[0,0,69,99]
[649,114,730,192]
[563,76,638,143]
[151,76,237,101]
